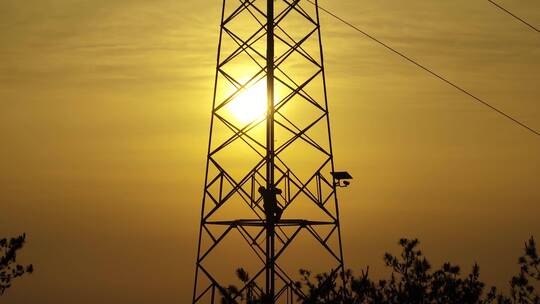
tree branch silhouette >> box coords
[225,237,539,303]
[0,233,33,295]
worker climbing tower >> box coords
[192,0,350,302]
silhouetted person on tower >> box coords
[258,186,283,222]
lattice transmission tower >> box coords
[193,0,350,303]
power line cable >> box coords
[487,0,540,33]
[306,0,540,137]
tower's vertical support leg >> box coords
[192,0,226,303]
[314,0,347,297]
[265,0,276,302]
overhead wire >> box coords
[487,0,540,33]
[305,0,540,137]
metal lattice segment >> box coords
[193,0,345,303]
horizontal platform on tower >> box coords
[205,219,336,227]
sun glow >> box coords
[228,81,268,123]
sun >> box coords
[228,81,267,123]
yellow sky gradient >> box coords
[1,0,539,303]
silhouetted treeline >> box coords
[223,237,540,304]
[0,234,33,295]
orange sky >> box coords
[1,0,539,303]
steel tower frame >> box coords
[193,0,346,303]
